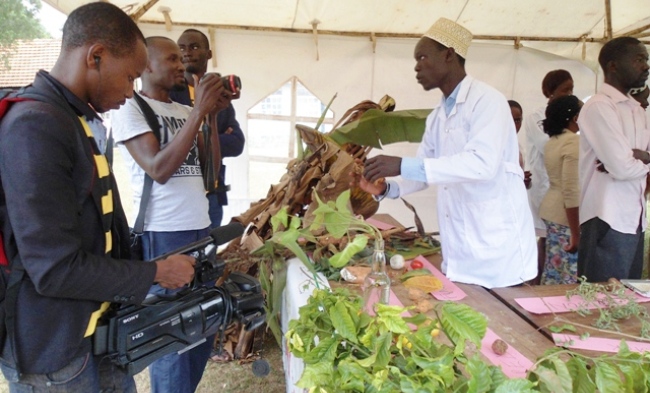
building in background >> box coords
[0,39,60,89]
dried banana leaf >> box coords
[329,108,431,148]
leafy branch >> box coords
[288,288,650,392]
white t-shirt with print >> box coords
[111,95,209,232]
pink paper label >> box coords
[515,292,650,315]
[481,328,534,379]
[414,255,467,301]
[552,333,650,353]
[365,217,395,230]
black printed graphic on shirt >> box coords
[157,114,202,177]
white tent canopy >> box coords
[43,0,650,231]
[44,0,650,67]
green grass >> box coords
[0,335,286,393]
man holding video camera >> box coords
[171,29,245,229]
[0,3,196,391]
[111,36,231,393]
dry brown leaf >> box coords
[407,287,428,301]
[415,299,434,313]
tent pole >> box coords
[131,0,160,22]
[604,0,613,40]
[208,28,217,68]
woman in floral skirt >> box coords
[539,95,582,284]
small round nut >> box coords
[491,339,509,355]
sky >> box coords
[37,1,67,38]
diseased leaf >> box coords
[595,362,623,393]
[330,300,358,343]
[550,357,573,392]
[465,356,491,393]
[337,359,367,391]
[618,363,646,393]
[374,332,392,369]
[566,357,596,393]
[376,303,410,334]
[440,302,487,353]
[488,366,508,390]
[296,362,333,389]
[533,365,571,393]
[303,336,340,365]
[494,379,536,393]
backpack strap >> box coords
[130,92,162,237]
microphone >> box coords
[152,222,244,262]
[209,222,244,246]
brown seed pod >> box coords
[606,277,621,292]
[491,339,509,355]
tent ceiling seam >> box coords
[291,0,300,29]
[138,20,628,44]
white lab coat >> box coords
[397,76,538,288]
[524,105,550,236]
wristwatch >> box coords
[372,182,390,202]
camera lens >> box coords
[221,75,242,92]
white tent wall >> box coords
[138,23,597,231]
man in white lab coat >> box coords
[356,18,537,288]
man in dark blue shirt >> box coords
[171,29,245,228]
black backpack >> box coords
[0,86,85,362]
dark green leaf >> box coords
[329,109,431,148]
[549,324,577,333]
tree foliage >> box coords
[0,0,51,66]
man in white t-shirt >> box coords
[111,36,231,393]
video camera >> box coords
[92,223,265,376]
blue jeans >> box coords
[142,228,215,393]
[207,192,223,229]
[0,352,135,393]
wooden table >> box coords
[392,253,555,362]
[491,284,650,346]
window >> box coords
[247,77,334,199]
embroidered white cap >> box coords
[423,17,473,59]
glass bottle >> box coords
[363,238,391,311]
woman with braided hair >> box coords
[539,95,582,284]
